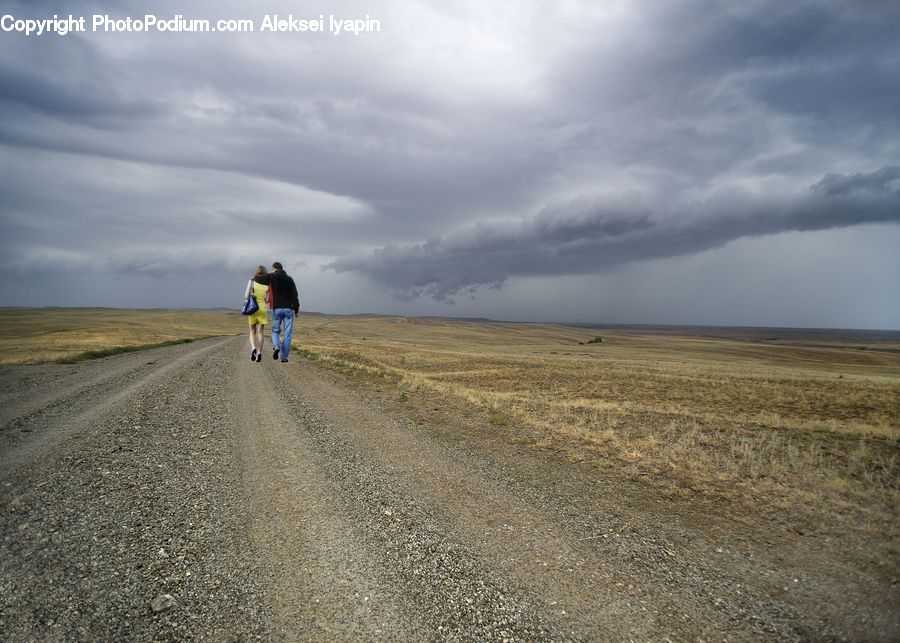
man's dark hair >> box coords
[272,262,283,270]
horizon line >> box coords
[1,305,898,334]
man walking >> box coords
[268,261,300,362]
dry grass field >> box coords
[297,313,899,531]
[0,307,244,364]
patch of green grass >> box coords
[51,337,202,364]
[489,408,509,426]
[296,347,320,361]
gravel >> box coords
[1,338,270,640]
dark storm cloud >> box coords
[3,0,896,225]
[811,166,900,197]
[328,167,900,301]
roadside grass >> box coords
[51,337,206,364]
[0,307,244,364]
[294,314,900,523]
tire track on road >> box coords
[278,364,652,640]
[257,361,557,640]
[0,338,230,429]
[234,347,429,640]
[0,337,232,473]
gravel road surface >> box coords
[1,336,896,640]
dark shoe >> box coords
[281,359,288,363]
[250,349,257,362]
[272,347,279,360]
[256,351,262,362]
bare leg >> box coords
[249,323,259,351]
[256,325,265,352]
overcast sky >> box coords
[1,0,898,328]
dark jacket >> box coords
[265,269,299,313]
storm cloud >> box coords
[329,167,900,301]
[1,0,898,326]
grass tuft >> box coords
[488,408,509,426]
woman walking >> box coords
[244,266,270,362]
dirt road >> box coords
[1,337,896,640]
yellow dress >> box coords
[246,281,269,325]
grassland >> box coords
[296,313,899,526]
[0,307,244,364]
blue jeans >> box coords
[271,308,294,359]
